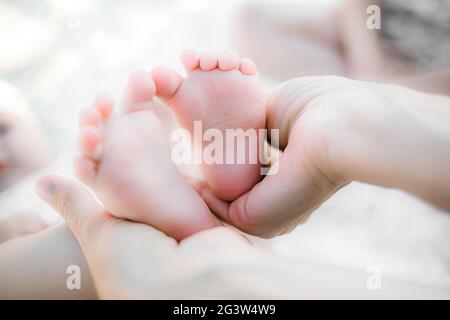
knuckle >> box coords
[58,189,74,219]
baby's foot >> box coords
[74,71,220,240]
[152,50,267,201]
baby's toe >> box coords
[79,107,101,128]
[218,51,239,71]
[151,66,183,101]
[79,126,102,160]
[239,57,257,75]
[121,71,156,113]
[199,51,218,71]
[73,156,97,184]
[93,93,114,119]
[180,49,200,72]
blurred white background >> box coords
[0,0,246,152]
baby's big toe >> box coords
[151,66,183,101]
[121,70,156,113]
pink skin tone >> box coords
[152,49,266,201]
[74,72,221,241]
[0,112,52,243]
[0,212,48,244]
[74,50,264,240]
[0,113,52,192]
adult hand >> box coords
[201,76,450,237]
[34,175,306,299]
[33,175,448,299]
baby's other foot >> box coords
[152,50,267,201]
[74,71,220,240]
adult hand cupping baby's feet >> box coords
[35,176,320,299]
[73,46,268,241]
[73,53,419,241]
[200,76,419,237]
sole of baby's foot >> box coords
[151,50,267,201]
[74,71,220,241]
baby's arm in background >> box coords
[0,224,96,299]
[0,212,48,245]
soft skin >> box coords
[0,175,443,299]
[0,76,449,299]
[201,76,450,237]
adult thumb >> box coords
[35,175,107,244]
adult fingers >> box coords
[210,77,348,237]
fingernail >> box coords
[35,178,56,201]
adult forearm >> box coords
[258,77,450,238]
[334,85,450,211]
[0,224,96,299]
